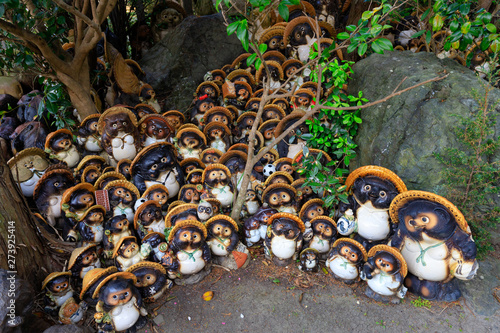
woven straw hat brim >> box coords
[8,147,47,168]
[112,236,137,259]
[299,198,325,220]
[333,238,368,261]
[44,129,73,150]
[179,158,206,169]
[134,200,161,228]
[130,142,177,173]
[33,169,74,200]
[92,272,137,299]
[61,183,96,207]
[42,271,72,290]
[80,266,117,299]
[263,104,286,118]
[203,122,231,136]
[196,81,220,96]
[258,27,285,45]
[76,155,106,172]
[227,69,256,86]
[205,214,239,231]
[230,55,252,69]
[284,16,318,44]
[310,215,337,228]
[126,261,166,275]
[162,110,186,123]
[97,107,138,134]
[274,111,306,137]
[205,106,234,121]
[175,127,207,145]
[94,172,126,189]
[389,190,469,233]
[262,183,297,202]
[103,180,140,199]
[168,219,207,243]
[68,244,98,269]
[219,150,248,165]
[258,119,280,132]
[344,165,407,194]
[268,212,305,232]
[256,61,285,82]
[263,51,287,63]
[368,244,408,277]
[264,171,294,186]
[165,203,199,227]
[201,163,231,183]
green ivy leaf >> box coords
[278,2,289,21]
[246,53,257,66]
[337,32,350,40]
[426,31,432,45]
[411,30,426,39]
[227,21,239,36]
[486,23,497,34]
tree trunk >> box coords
[0,154,52,289]
[58,58,98,119]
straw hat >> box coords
[80,266,117,299]
[205,215,239,232]
[268,212,305,232]
[167,219,207,243]
[368,244,408,277]
[97,106,138,134]
[103,180,140,200]
[344,165,407,194]
[299,198,325,220]
[44,129,73,151]
[202,163,231,184]
[333,238,368,261]
[68,244,98,269]
[92,271,137,299]
[42,271,72,290]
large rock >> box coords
[348,51,500,209]
[140,13,244,112]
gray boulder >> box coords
[0,269,35,333]
[348,51,500,209]
[140,13,244,112]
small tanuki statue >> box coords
[298,248,319,273]
[104,180,140,223]
[42,272,74,315]
[103,214,133,259]
[134,200,165,238]
[73,205,106,245]
[336,165,407,251]
[68,244,101,281]
[264,212,304,266]
[303,215,337,259]
[44,129,81,168]
[175,127,206,160]
[113,236,151,271]
[138,114,174,147]
[126,261,172,303]
[8,147,50,197]
[98,106,140,166]
[202,164,235,210]
[361,245,408,303]
[92,271,148,333]
[262,183,297,214]
[244,207,278,247]
[203,122,231,153]
[326,238,367,285]
[389,190,478,301]
[163,220,212,283]
[205,215,250,270]
[77,114,103,155]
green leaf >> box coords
[461,22,471,34]
[255,57,262,70]
[426,31,432,45]
[0,5,4,18]
[421,8,431,21]
[377,38,393,51]
[480,38,491,51]
[459,4,470,16]
[337,32,350,40]
[371,40,383,54]
[346,42,357,54]
[25,54,34,67]
[346,25,356,32]
[246,53,257,66]
[57,16,65,25]
[358,43,367,56]
[486,23,497,34]
[259,43,268,53]
[450,21,459,32]
[227,21,239,36]
[411,30,426,39]
[278,2,289,21]
[361,10,373,21]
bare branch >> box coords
[53,0,101,33]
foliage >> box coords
[434,84,500,257]
[337,1,394,56]
[411,296,432,308]
[37,77,76,129]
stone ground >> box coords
[139,248,500,333]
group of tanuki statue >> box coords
[4,3,478,333]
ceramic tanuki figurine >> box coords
[81,165,101,185]
[186,168,204,185]
[98,106,140,166]
[94,171,126,190]
[202,164,235,210]
[163,220,212,281]
[298,248,319,273]
[299,198,325,239]
[42,272,74,315]
[68,244,101,281]
[113,236,151,271]
[204,122,231,154]
[190,96,215,127]
[126,261,172,303]
[326,238,367,285]
[142,232,169,264]
[104,180,140,222]
[71,205,106,245]
[336,165,407,251]
[241,189,260,217]
[135,184,170,214]
[92,271,148,333]
[131,142,184,196]
[196,197,220,222]
[103,214,133,259]
[61,183,96,223]
[165,203,200,227]
[303,216,337,259]
[77,114,103,155]
[264,212,304,266]
[34,168,75,227]
[204,107,234,129]
[44,129,81,168]
[162,110,185,131]
[175,127,206,160]
[138,114,174,147]
[116,159,132,180]
[243,207,278,247]
[195,81,220,101]
[259,120,279,147]
[58,296,87,325]
[80,267,118,307]
[178,184,201,204]
[8,147,50,197]
[234,112,259,143]
[134,200,164,238]
[275,111,309,159]
[262,183,297,214]
[200,148,223,166]
[360,245,408,303]
[389,190,478,301]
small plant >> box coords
[411,296,432,309]
[375,320,386,328]
[434,83,500,257]
[37,77,76,130]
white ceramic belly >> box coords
[177,250,205,275]
[113,206,134,222]
[59,146,80,168]
[211,139,226,153]
[327,256,358,280]
[246,201,259,215]
[148,220,164,234]
[401,236,449,281]
[208,239,229,256]
[367,273,400,296]
[278,206,297,214]
[356,203,390,241]
[49,195,63,219]
[85,136,102,152]
[211,186,233,207]
[179,147,201,159]
[111,299,140,331]
[54,290,74,307]
[144,136,167,147]
[309,236,331,254]
[258,225,268,240]
[20,172,42,197]
[270,236,296,259]
[246,229,260,244]
[111,134,137,161]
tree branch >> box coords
[53,0,101,33]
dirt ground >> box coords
[141,248,499,333]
